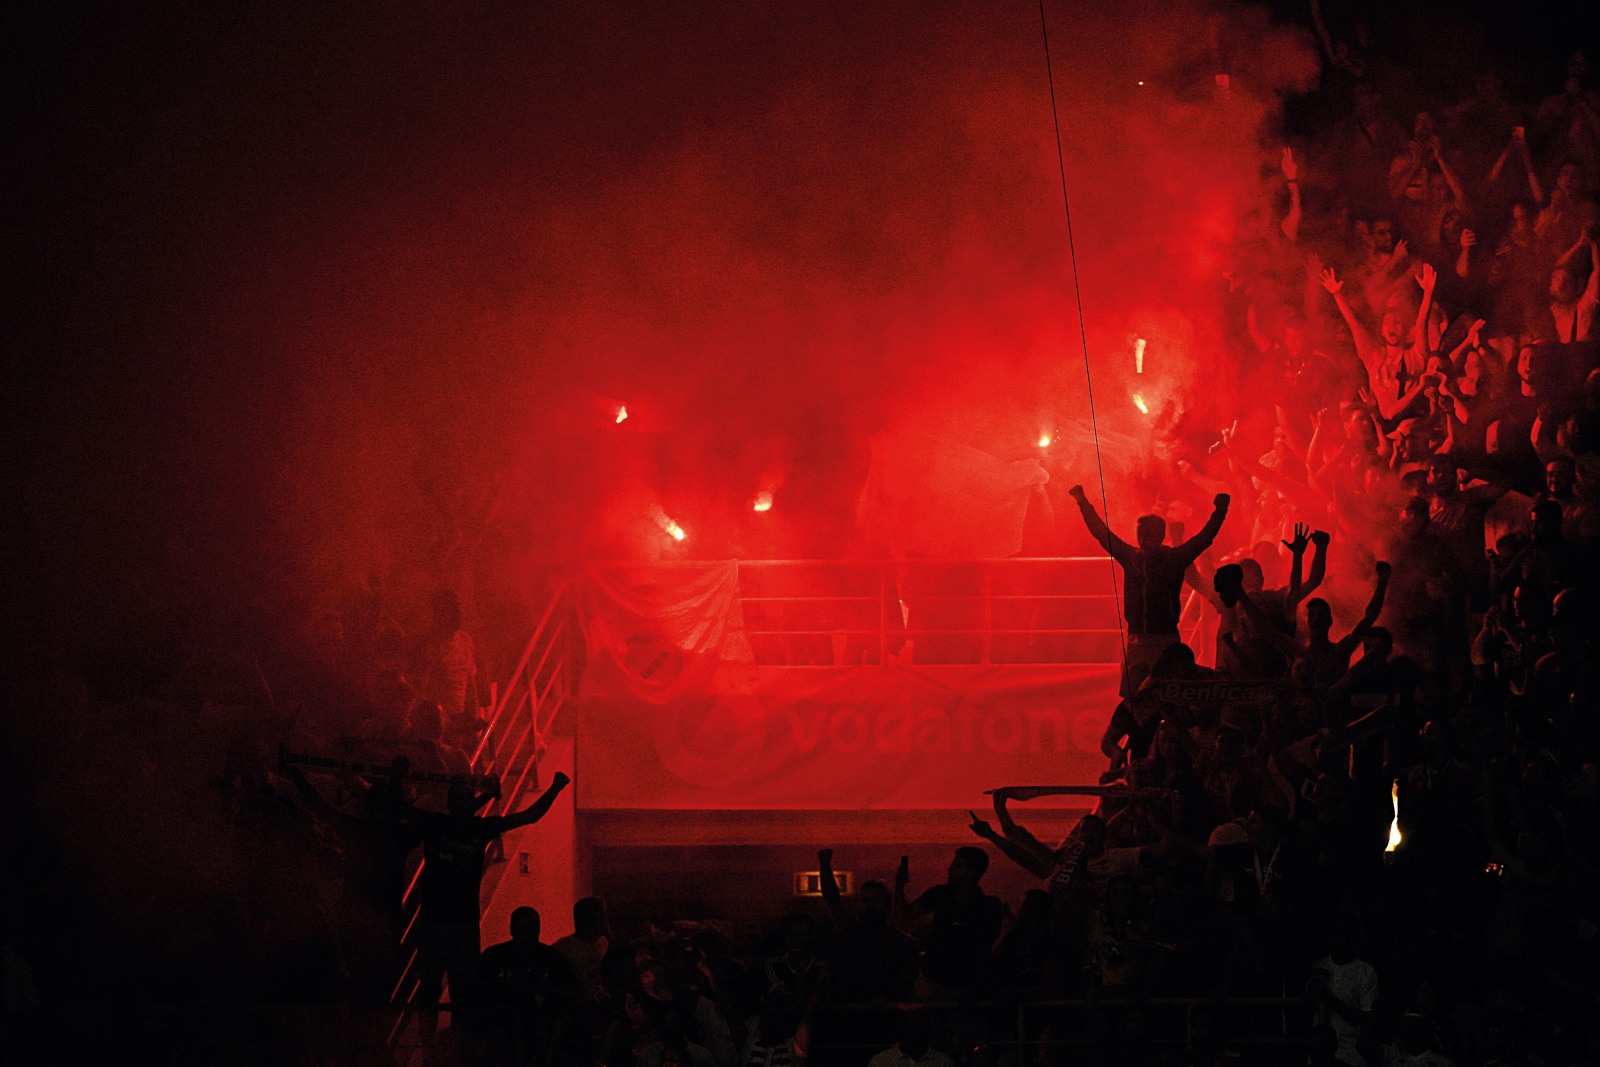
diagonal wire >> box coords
[1035,0,1129,692]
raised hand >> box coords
[1375,561,1392,581]
[1068,484,1087,500]
[1214,493,1231,508]
[895,855,910,890]
[1466,318,1486,346]
[1282,522,1312,555]
[1461,228,1477,250]
[550,771,572,790]
[817,847,834,866]
[1310,529,1331,548]
[1419,262,1438,292]
[1393,238,1409,261]
[1281,146,1299,182]
[968,810,994,838]
[1319,266,1343,295]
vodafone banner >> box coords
[574,664,1117,810]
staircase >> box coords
[387,576,573,1041]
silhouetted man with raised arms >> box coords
[1070,486,1230,693]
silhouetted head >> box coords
[1557,159,1583,194]
[510,906,541,944]
[1136,514,1167,550]
[1018,888,1052,927]
[1553,262,1585,302]
[573,896,608,940]
[1151,641,1197,678]
[1513,582,1551,628]
[1531,499,1564,541]
[1070,813,1107,856]
[859,879,892,925]
[1546,456,1576,497]
[409,701,445,742]
[1305,598,1333,637]
[1426,454,1458,496]
[1400,496,1432,536]
[1238,558,1264,594]
[949,845,990,887]
[1361,627,1393,662]
[781,912,818,955]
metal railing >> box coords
[726,558,1199,666]
[387,576,573,1039]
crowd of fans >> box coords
[6,23,1600,1067]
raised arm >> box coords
[1281,523,1310,605]
[1429,137,1470,212]
[1413,262,1438,353]
[968,810,1053,879]
[1281,147,1302,242]
[891,855,924,924]
[1175,494,1231,565]
[1069,485,1133,562]
[1339,562,1391,650]
[816,848,850,927]
[1293,529,1329,610]
[1320,267,1379,373]
[500,771,571,831]
[1388,141,1429,200]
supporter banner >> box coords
[1149,679,1283,705]
[575,664,1118,810]
[574,562,754,705]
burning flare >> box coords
[615,405,628,424]
[1132,393,1149,415]
[1385,780,1402,853]
[752,490,774,512]
[1134,337,1146,374]
[1037,433,1052,448]
[650,505,686,542]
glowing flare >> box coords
[650,506,686,542]
[615,405,628,424]
[1132,393,1149,414]
[752,491,774,512]
[1134,337,1146,373]
[1385,780,1402,853]
[1037,433,1052,448]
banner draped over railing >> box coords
[574,562,754,704]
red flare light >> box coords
[650,506,686,542]
[752,491,774,512]
[615,405,628,424]
[1133,394,1149,414]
